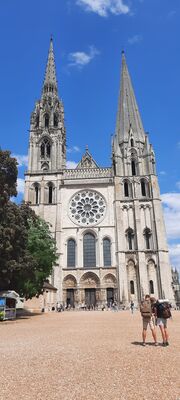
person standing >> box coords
[140,294,158,346]
[153,300,171,346]
[130,300,134,314]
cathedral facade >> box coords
[24,39,174,308]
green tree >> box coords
[0,150,57,298]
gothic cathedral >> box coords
[24,39,174,308]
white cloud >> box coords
[176,181,180,189]
[12,154,28,167]
[67,146,81,153]
[161,193,180,240]
[17,178,25,194]
[128,35,142,45]
[76,0,130,17]
[68,46,99,68]
[66,161,78,169]
[168,243,180,271]
[159,171,167,176]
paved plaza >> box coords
[0,310,180,400]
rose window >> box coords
[69,190,106,226]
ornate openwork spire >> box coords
[42,37,58,96]
[116,51,145,143]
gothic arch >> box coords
[102,273,117,288]
[147,259,158,296]
[80,272,100,288]
[63,274,77,289]
[44,181,55,204]
[126,259,138,301]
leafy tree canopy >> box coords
[0,150,57,298]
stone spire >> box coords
[42,37,58,96]
[116,51,145,143]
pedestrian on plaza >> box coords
[140,294,158,346]
[153,299,171,346]
[130,300,134,314]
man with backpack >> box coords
[140,294,158,346]
[153,299,171,346]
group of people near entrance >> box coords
[140,294,171,346]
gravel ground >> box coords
[0,310,179,400]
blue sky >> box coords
[0,0,180,270]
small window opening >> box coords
[124,182,129,197]
[131,160,136,176]
[48,185,53,204]
[130,280,135,295]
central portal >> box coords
[85,289,96,307]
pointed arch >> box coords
[125,228,135,250]
[83,232,96,268]
[67,238,76,268]
[143,227,152,250]
[40,137,51,159]
[103,237,111,267]
[141,178,150,197]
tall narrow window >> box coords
[141,180,146,196]
[149,280,154,294]
[41,142,45,158]
[126,228,134,250]
[144,228,151,250]
[130,280,135,294]
[131,138,134,147]
[131,160,136,176]
[103,238,111,266]
[54,114,58,127]
[46,142,51,158]
[40,138,51,159]
[67,239,76,268]
[36,115,39,128]
[35,186,39,204]
[83,233,96,268]
[124,181,129,197]
[44,114,49,128]
[48,185,53,204]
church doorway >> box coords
[85,289,96,307]
[106,288,114,306]
[66,289,74,308]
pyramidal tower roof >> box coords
[42,37,58,95]
[116,51,145,143]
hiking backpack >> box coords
[140,300,152,318]
[158,302,172,319]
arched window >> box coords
[149,280,154,294]
[141,180,146,196]
[54,114,58,127]
[126,228,134,250]
[44,114,49,128]
[83,233,96,268]
[35,186,39,205]
[131,138,134,147]
[144,228,152,250]
[124,181,129,197]
[67,239,76,268]
[40,138,51,159]
[48,185,53,204]
[131,160,136,176]
[130,280,135,295]
[103,238,111,266]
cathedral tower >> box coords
[113,52,174,304]
[28,38,66,174]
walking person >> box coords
[140,294,158,346]
[153,299,171,346]
[130,300,134,314]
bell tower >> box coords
[28,38,66,173]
